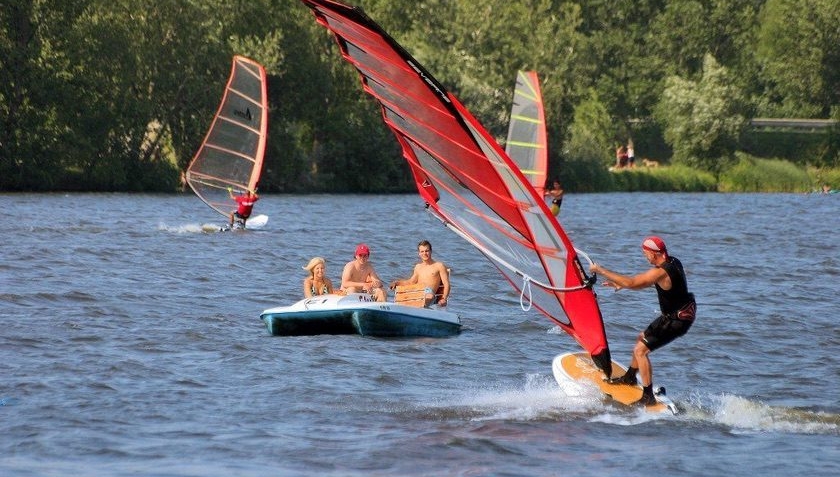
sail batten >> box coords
[186,56,268,218]
[301,0,611,373]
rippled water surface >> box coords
[2,192,838,476]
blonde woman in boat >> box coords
[303,257,335,298]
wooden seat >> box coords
[393,269,451,307]
[394,284,428,308]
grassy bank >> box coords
[585,153,839,193]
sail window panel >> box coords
[377,101,532,238]
[236,60,264,82]
[205,121,261,159]
[358,65,451,120]
[230,70,265,105]
[381,107,532,237]
[362,75,458,136]
[315,8,406,67]
[507,109,541,150]
[461,115,539,207]
[413,140,571,325]
[342,42,446,117]
[219,91,265,135]
[217,104,265,138]
[505,112,542,183]
[408,139,555,287]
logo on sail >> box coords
[234,107,253,121]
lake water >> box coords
[1,192,838,476]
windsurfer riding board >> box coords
[228,187,259,228]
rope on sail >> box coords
[519,276,533,311]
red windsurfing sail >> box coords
[506,71,548,196]
[186,56,268,218]
[300,0,611,373]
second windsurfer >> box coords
[228,188,259,228]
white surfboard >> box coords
[199,214,268,233]
[552,352,678,414]
[245,214,268,228]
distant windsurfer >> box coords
[389,240,450,307]
[545,179,564,216]
[341,244,387,302]
[589,236,696,406]
[228,187,259,228]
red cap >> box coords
[642,236,667,254]
[355,244,370,256]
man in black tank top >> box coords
[589,236,696,406]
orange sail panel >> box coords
[186,56,268,218]
[506,71,548,196]
[300,0,611,373]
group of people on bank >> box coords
[301,240,450,308]
[612,140,636,170]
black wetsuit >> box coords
[642,256,696,351]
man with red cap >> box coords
[589,236,696,406]
[340,243,386,302]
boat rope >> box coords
[519,276,533,311]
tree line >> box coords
[2,0,838,193]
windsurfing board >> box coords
[245,214,269,228]
[552,352,678,414]
[200,214,268,233]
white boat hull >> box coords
[260,293,461,338]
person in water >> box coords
[340,243,386,302]
[302,257,334,298]
[589,236,696,406]
[389,240,450,307]
[545,179,564,216]
[228,188,259,228]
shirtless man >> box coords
[389,240,450,307]
[340,243,386,302]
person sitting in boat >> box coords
[227,187,259,228]
[302,257,335,298]
[340,244,386,302]
[389,240,450,307]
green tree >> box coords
[0,0,92,190]
[562,89,617,191]
[655,54,746,174]
[566,89,615,166]
[754,0,840,117]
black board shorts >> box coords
[642,302,695,352]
